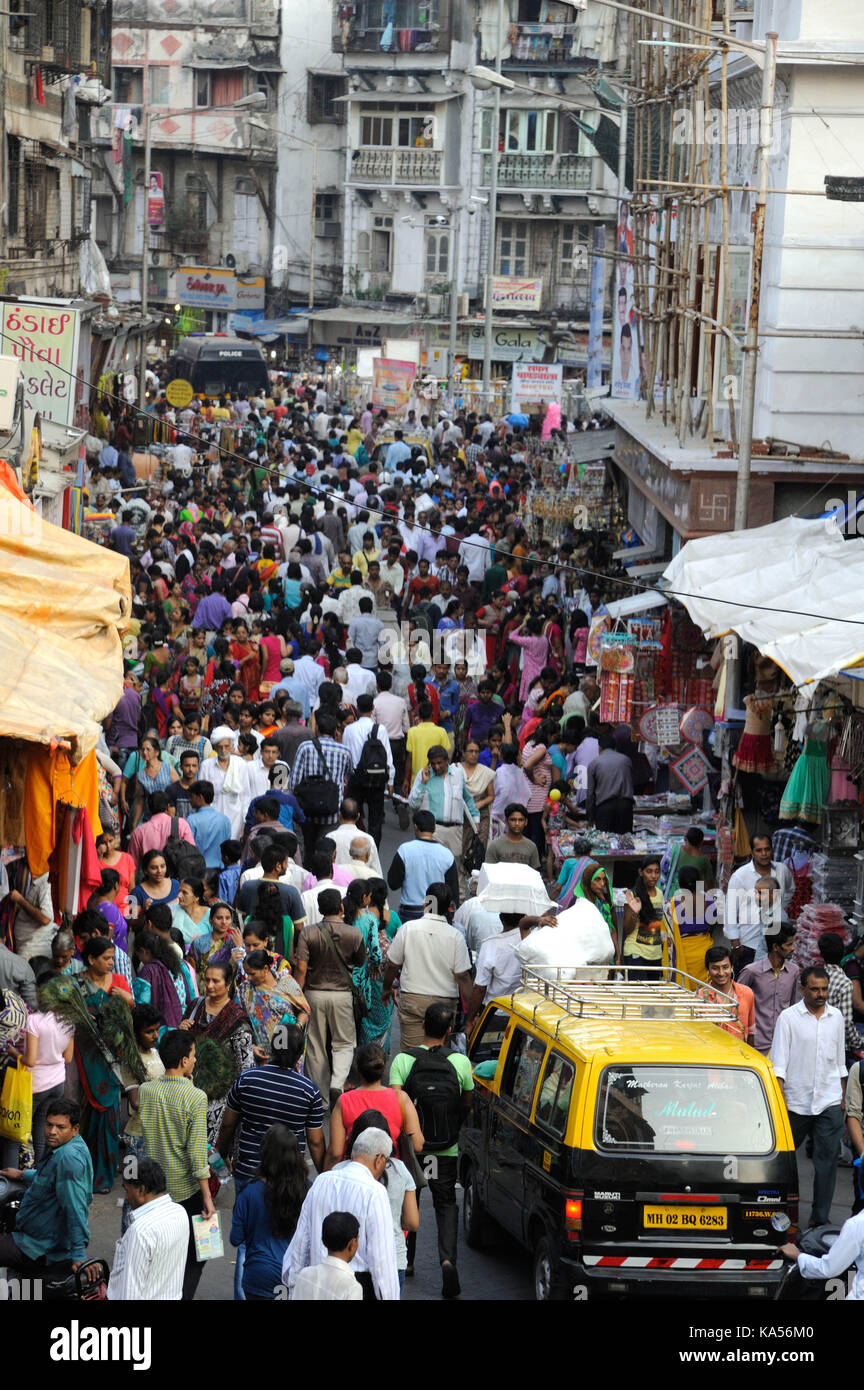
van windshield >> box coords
[193,362,268,396]
[595,1066,775,1155]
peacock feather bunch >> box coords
[192,1037,238,1100]
[40,976,146,1083]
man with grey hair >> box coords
[348,837,378,880]
[283,1127,399,1300]
[326,798,383,877]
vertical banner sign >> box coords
[611,201,640,401]
[0,302,81,427]
[586,223,606,390]
[372,358,416,412]
[147,171,165,228]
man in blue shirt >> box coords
[0,1098,93,1274]
[386,809,460,920]
[270,660,312,719]
[384,430,412,471]
[187,781,232,869]
[431,662,460,734]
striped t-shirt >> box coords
[225,1065,324,1181]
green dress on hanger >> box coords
[779,720,830,823]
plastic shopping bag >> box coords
[0,1059,33,1144]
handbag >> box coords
[461,796,485,874]
[0,1057,33,1144]
[319,921,369,1032]
[293,736,340,821]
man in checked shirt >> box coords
[820,932,864,1055]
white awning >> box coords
[662,515,864,688]
[604,589,668,619]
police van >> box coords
[169,336,269,399]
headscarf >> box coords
[575,861,615,938]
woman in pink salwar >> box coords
[510,617,550,703]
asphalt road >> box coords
[85,801,857,1300]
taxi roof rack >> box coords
[520,965,738,1023]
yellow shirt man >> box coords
[406,721,451,781]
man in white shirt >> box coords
[725,835,794,970]
[458,528,490,586]
[373,671,410,799]
[381,884,473,1048]
[771,965,847,1227]
[343,653,376,707]
[107,1158,189,1301]
[171,442,195,475]
[465,913,550,1033]
[283,1128,399,1300]
[341,696,395,845]
[325,798,383,876]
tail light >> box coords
[565,1192,583,1241]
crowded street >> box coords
[1,0,864,1360]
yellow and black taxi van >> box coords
[459,968,798,1300]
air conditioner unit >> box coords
[315,220,342,238]
[457,292,469,316]
[414,294,429,314]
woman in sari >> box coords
[542,602,565,676]
[132,929,185,1028]
[360,879,401,1051]
[232,922,292,984]
[172,876,211,947]
[552,840,595,907]
[230,621,261,702]
[73,937,135,1192]
[180,961,254,1147]
[571,860,618,958]
[191,900,244,989]
[237,949,310,1063]
[342,880,382,1029]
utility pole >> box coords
[733,30,777,531]
[448,209,461,390]
[481,0,504,406]
[138,110,152,413]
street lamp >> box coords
[139,91,269,409]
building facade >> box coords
[92,0,279,334]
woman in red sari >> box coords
[230,620,261,701]
[542,600,565,676]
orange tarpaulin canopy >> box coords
[0,469,130,757]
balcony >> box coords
[483,152,593,190]
[333,0,448,53]
[350,147,443,185]
[504,22,581,66]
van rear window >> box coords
[595,1066,775,1155]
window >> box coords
[255,73,273,111]
[360,107,435,148]
[6,135,20,238]
[479,109,557,154]
[195,71,211,108]
[113,67,143,104]
[497,219,530,277]
[595,1066,775,1155]
[558,224,589,283]
[535,1053,576,1137]
[358,216,392,273]
[148,66,169,106]
[185,172,209,225]
[315,193,341,238]
[212,71,244,106]
[468,1009,509,1067]
[425,222,449,280]
[500,1029,547,1116]
[308,73,346,124]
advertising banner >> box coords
[0,300,80,427]
[510,361,563,412]
[490,277,544,311]
[234,277,266,312]
[372,357,416,412]
[176,266,236,309]
[147,171,165,228]
[611,200,639,400]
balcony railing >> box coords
[505,22,581,66]
[334,0,446,52]
[350,148,443,185]
[483,152,593,190]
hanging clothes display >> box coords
[779,720,830,823]
[733,693,775,773]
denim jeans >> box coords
[233,1175,249,1301]
[789,1105,845,1226]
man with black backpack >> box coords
[390,1001,474,1300]
[342,693,395,847]
[289,712,354,867]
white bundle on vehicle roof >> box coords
[515,899,615,982]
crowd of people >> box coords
[0,374,862,1302]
